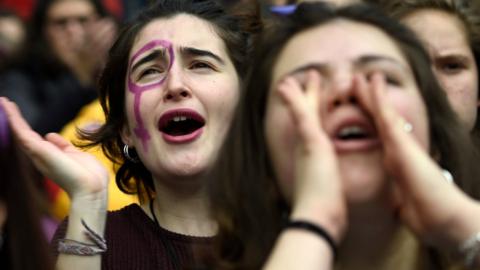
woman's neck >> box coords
[335,202,421,270]
[141,175,217,237]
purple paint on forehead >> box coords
[127,39,175,151]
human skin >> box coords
[0,11,241,270]
[122,14,240,182]
[402,9,479,131]
[263,18,480,270]
[0,16,25,56]
[45,0,116,85]
[265,19,429,206]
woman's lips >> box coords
[158,108,205,144]
[329,115,380,153]
[161,128,204,144]
[332,137,380,153]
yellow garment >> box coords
[51,99,138,220]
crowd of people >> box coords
[0,0,479,269]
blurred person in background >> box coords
[381,0,480,146]
[0,0,117,135]
[0,10,26,71]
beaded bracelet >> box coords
[58,219,107,256]
[285,220,338,260]
[459,232,480,269]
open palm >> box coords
[1,97,108,200]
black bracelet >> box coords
[285,220,338,260]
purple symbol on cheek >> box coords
[127,40,175,151]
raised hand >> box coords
[355,73,480,250]
[0,97,108,201]
[276,70,347,242]
[78,17,117,78]
[263,71,346,270]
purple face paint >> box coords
[127,40,175,151]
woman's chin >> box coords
[340,163,389,205]
[148,159,210,184]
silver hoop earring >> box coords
[123,145,139,163]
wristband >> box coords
[285,220,338,259]
[58,219,107,256]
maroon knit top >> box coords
[52,204,214,270]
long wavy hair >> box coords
[80,0,260,202]
[208,2,480,269]
[0,105,54,270]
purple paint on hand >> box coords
[127,40,175,151]
[0,103,10,149]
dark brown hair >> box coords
[380,0,480,145]
[0,105,54,270]
[80,0,259,202]
[15,0,109,76]
[208,2,480,269]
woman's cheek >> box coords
[265,101,298,202]
[386,91,430,150]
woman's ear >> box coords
[120,124,134,146]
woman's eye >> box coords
[366,72,401,87]
[385,75,401,86]
[190,61,213,70]
[438,61,465,74]
[139,68,162,78]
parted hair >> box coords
[208,2,480,269]
[80,0,260,202]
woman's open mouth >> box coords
[158,109,205,143]
[331,119,380,153]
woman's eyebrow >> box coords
[434,53,470,63]
[356,55,408,71]
[179,46,225,65]
[289,63,328,76]
[285,55,409,78]
[131,49,166,73]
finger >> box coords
[277,77,310,126]
[87,19,116,46]
[0,97,43,145]
[277,73,325,148]
[87,27,113,49]
[45,133,78,152]
[370,72,395,139]
[353,73,375,117]
[370,73,416,145]
[304,70,321,119]
[1,98,73,176]
[368,73,461,199]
